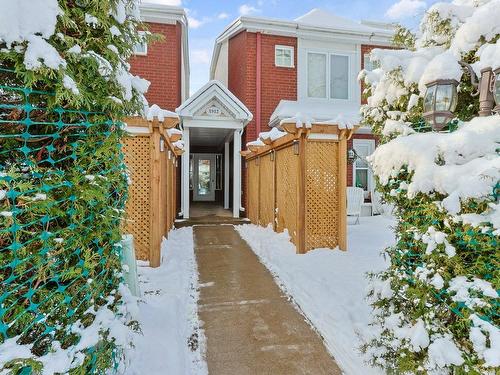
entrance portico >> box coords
[177,81,253,219]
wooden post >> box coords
[149,122,162,268]
[338,131,348,251]
[297,132,307,254]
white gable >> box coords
[177,80,253,123]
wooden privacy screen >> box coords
[122,117,183,267]
[245,124,354,253]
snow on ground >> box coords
[235,215,396,375]
[124,227,207,375]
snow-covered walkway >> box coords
[194,224,341,375]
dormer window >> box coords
[275,45,294,68]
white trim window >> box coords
[133,31,148,56]
[353,139,375,193]
[275,45,294,68]
[307,52,350,100]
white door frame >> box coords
[352,138,375,193]
[181,124,243,219]
[192,153,217,202]
[177,81,253,220]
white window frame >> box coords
[275,45,294,68]
[133,31,148,56]
[352,139,375,194]
[306,51,351,101]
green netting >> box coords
[0,69,128,373]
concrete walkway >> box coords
[194,225,342,375]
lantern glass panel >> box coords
[435,83,455,112]
[495,72,500,105]
[434,115,447,129]
[424,85,436,113]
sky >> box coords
[144,0,441,94]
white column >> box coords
[233,129,242,218]
[181,127,190,219]
[224,141,230,210]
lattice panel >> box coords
[276,145,299,244]
[247,158,260,223]
[123,135,152,260]
[305,141,339,250]
[259,153,275,227]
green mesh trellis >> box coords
[0,68,128,373]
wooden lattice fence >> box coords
[245,124,354,253]
[122,116,182,267]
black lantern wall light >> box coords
[423,61,499,131]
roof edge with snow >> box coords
[210,9,394,79]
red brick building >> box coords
[129,6,394,219]
[129,3,190,111]
[210,9,394,215]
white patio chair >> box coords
[347,187,364,225]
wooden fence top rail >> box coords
[243,123,358,160]
[125,116,184,157]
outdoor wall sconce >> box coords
[347,148,360,164]
[423,79,459,131]
[293,140,300,155]
[473,67,500,116]
[490,68,500,113]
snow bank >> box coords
[236,216,396,375]
[124,228,207,375]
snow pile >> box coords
[280,113,313,129]
[0,0,61,47]
[173,140,185,150]
[146,104,178,122]
[167,128,183,137]
[0,284,139,375]
[259,127,287,142]
[370,116,500,217]
[124,228,207,375]
[246,139,265,148]
[236,216,396,375]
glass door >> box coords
[193,154,216,201]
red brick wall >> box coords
[260,34,298,133]
[228,32,298,211]
[129,22,182,111]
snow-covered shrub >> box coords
[360,1,499,374]
[0,1,148,373]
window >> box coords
[363,53,380,72]
[133,31,147,55]
[353,139,375,192]
[307,52,350,100]
[307,53,327,98]
[275,45,294,68]
[330,55,349,99]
